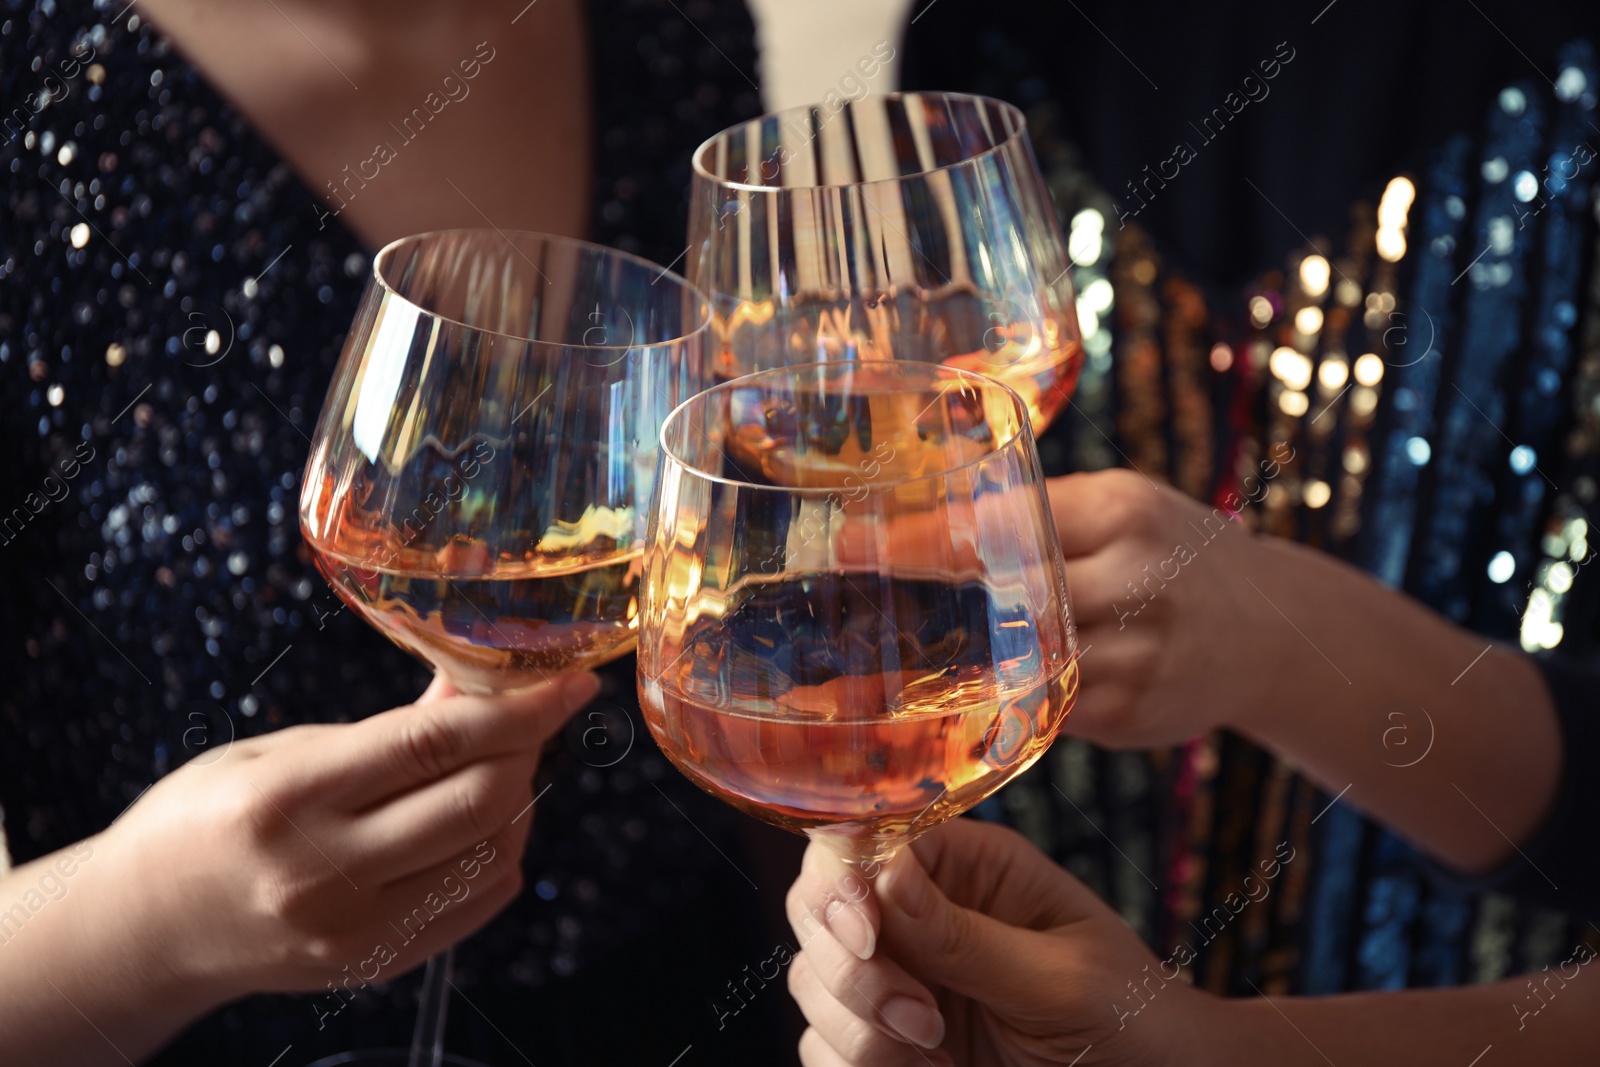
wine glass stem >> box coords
[807,827,904,872]
[408,947,453,1067]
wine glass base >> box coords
[303,1051,491,1067]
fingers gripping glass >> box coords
[638,361,1079,865]
[299,229,707,1067]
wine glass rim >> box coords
[371,228,712,351]
[658,359,1036,493]
[691,91,1028,194]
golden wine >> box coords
[640,573,1077,858]
[940,323,1083,432]
[306,489,640,693]
[712,299,1082,432]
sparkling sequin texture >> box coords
[1,1,784,1062]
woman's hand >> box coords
[785,820,1600,1067]
[1047,467,1561,875]
[0,671,599,1065]
[784,819,1216,1066]
[116,671,600,994]
[1048,468,1276,748]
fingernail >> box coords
[881,996,944,1049]
[881,854,930,918]
[560,672,601,713]
[824,897,876,960]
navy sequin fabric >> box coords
[0,1,785,1063]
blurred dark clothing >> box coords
[904,0,1600,290]
[0,0,788,1063]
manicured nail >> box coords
[560,672,602,713]
[881,995,945,1049]
[825,897,876,960]
[881,853,931,918]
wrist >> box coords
[90,824,244,1016]
[1155,985,1254,1067]
[1208,526,1298,737]
[0,830,231,1064]
[1196,994,1306,1067]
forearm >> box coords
[1207,966,1599,1067]
[0,834,224,1065]
[1229,534,1561,873]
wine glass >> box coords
[638,361,1078,867]
[299,229,708,1067]
[687,91,1083,432]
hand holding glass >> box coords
[299,229,706,1066]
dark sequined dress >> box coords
[0,1,791,1063]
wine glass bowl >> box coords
[688,91,1083,431]
[298,230,708,1067]
[300,229,709,695]
[639,361,1078,863]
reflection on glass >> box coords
[689,92,1083,431]
[301,229,708,694]
[640,361,1078,863]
